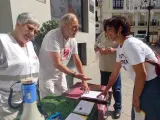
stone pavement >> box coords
[74,60,134,120]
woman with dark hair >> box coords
[94,18,122,119]
[98,16,160,120]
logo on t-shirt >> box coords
[33,56,38,60]
[61,46,71,61]
[64,48,70,57]
[119,54,129,71]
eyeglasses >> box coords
[71,25,79,31]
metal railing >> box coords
[130,21,135,26]
[138,21,148,26]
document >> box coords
[65,113,86,120]
[134,109,146,120]
[73,100,94,115]
[81,91,103,99]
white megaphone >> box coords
[20,79,45,120]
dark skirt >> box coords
[132,76,160,120]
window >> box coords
[130,32,134,36]
[113,0,124,9]
[138,31,146,34]
[50,0,83,31]
[78,43,87,65]
[135,34,146,38]
[155,0,160,9]
[96,24,99,27]
[95,0,98,7]
[96,11,98,21]
[149,32,158,35]
[89,0,94,13]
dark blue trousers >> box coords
[100,70,122,111]
[131,76,160,120]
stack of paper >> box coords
[135,109,146,120]
[73,100,94,116]
[80,91,106,104]
[65,113,86,120]
[81,91,102,99]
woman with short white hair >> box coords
[0,12,40,120]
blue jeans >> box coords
[100,70,122,111]
[131,76,160,120]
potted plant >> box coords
[33,20,59,55]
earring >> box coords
[118,32,121,36]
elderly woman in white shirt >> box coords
[98,16,160,120]
[0,12,39,120]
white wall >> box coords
[0,0,13,33]
[88,9,96,64]
[75,0,96,65]
[10,0,51,28]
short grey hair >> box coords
[16,12,40,27]
[60,13,78,26]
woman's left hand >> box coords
[133,97,141,112]
[106,47,116,53]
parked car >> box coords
[135,34,147,42]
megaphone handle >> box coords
[48,112,61,120]
[8,81,23,109]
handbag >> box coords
[146,51,160,76]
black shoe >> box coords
[114,110,121,119]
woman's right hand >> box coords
[97,89,108,99]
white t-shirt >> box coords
[38,28,78,81]
[116,36,157,81]
[0,41,7,67]
[0,34,39,120]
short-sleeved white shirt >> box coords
[38,28,78,81]
[116,36,157,81]
[0,40,7,67]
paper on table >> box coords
[73,100,94,115]
[134,109,146,120]
[81,91,103,99]
[65,113,86,120]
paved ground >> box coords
[150,44,160,54]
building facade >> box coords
[50,0,96,65]
[96,0,160,42]
[0,0,96,65]
[0,0,51,33]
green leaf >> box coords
[34,20,59,46]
